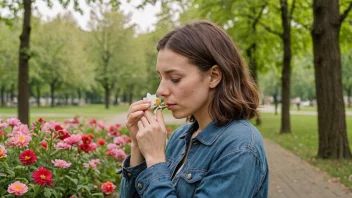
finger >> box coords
[129,101,151,113]
[137,120,144,129]
[126,111,144,124]
[156,110,166,132]
[144,110,157,124]
[130,100,151,108]
[141,116,150,127]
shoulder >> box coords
[215,120,266,160]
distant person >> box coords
[120,21,269,198]
[296,97,301,111]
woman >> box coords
[120,21,269,198]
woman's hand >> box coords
[125,100,151,145]
[136,109,167,167]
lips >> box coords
[166,104,176,110]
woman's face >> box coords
[156,49,213,119]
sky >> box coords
[32,0,161,33]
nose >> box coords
[156,80,170,97]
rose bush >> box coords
[0,117,130,197]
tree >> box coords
[311,0,352,159]
[253,0,297,133]
[0,20,19,107]
[0,0,119,124]
[87,5,135,109]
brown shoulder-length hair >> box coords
[157,20,259,125]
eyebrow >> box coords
[157,69,181,74]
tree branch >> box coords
[260,21,283,38]
[289,0,297,23]
[252,3,267,28]
[244,13,283,37]
[340,1,352,23]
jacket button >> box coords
[193,141,198,145]
[187,174,192,180]
[181,150,185,155]
[138,183,143,189]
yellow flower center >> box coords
[25,156,30,160]
[14,185,22,191]
[155,98,161,106]
[19,136,25,142]
[40,174,46,179]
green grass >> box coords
[288,105,352,111]
[257,113,352,188]
[0,104,129,114]
[0,104,130,123]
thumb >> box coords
[156,109,166,132]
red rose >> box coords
[97,138,105,146]
[57,130,71,140]
[101,181,116,194]
[37,118,45,123]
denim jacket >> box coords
[120,120,269,198]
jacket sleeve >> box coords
[119,155,147,198]
[133,149,266,198]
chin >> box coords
[172,111,189,119]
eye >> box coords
[171,78,180,83]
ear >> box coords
[209,65,222,88]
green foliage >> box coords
[0,21,20,92]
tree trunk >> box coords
[18,0,32,124]
[1,85,5,107]
[273,89,279,116]
[279,0,292,134]
[10,84,15,104]
[104,85,110,109]
[114,92,119,106]
[311,0,352,159]
[128,85,134,105]
[77,89,82,105]
[64,94,69,106]
[50,83,55,108]
[36,85,40,107]
[347,87,352,108]
[123,92,127,103]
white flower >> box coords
[143,93,161,108]
[143,93,166,110]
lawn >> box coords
[290,105,352,111]
[257,112,352,188]
[0,104,130,123]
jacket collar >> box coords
[179,121,231,146]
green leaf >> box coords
[92,192,104,197]
[14,177,28,183]
[77,184,91,193]
[65,175,78,185]
[44,188,59,198]
[44,188,52,198]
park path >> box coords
[107,112,352,198]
